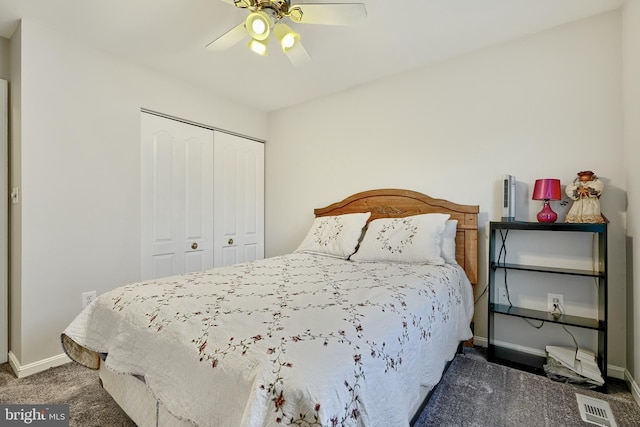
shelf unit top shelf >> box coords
[490,221,606,233]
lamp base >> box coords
[537,200,558,223]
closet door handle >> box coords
[191,242,198,250]
[228,238,234,245]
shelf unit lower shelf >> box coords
[487,344,608,391]
[490,304,604,331]
[487,345,547,376]
[491,262,604,278]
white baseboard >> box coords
[625,369,640,407]
[473,335,625,380]
[473,336,488,347]
[8,351,71,378]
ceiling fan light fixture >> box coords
[248,38,268,56]
[245,11,271,40]
[208,1,369,64]
[274,23,299,52]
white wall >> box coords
[623,0,640,394]
[266,11,626,369]
[10,20,267,369]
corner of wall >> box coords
[625,369,640,407]
[8,20,22,363]
[0,37,10,81]
[8,350,70,378]
[622,0,640,395]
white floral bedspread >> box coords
[62,253,473,427]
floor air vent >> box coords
[576,393,617,427]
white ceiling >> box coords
[0,0,625,112]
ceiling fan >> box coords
[206,0,367,65]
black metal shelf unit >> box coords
[487,221,607,381]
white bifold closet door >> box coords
[141,113,264,280]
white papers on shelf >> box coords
[546,345,604,386]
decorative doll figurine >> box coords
[564,171,605,223]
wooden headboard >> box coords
[314,189,479,285]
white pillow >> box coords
[441,220,458,264]
[351,213,450,264]
[295,212,371,259]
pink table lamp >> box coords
[532,179,562,223]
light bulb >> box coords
[252,19,266,36]
[248,38,268,56]
[245,11,271,41]
[273,23,299,52]
[282,34,296,49]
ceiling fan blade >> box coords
[284,41,312,66]
[206,22,247,51]
[291,3,367,25]
[219,0,253,7]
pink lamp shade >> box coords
[532,179,562,201]
[532,179,562,223]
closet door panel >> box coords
[141,113,214,280]
[222,247,238,267]
[214,132,264,267]
[152,254,175,280]
[148,129,183,278]
[182,134,214,274]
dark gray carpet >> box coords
[416,348,640,426]
[1,348,639,426]
[0,361,135,427]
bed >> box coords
[62,188,479,427]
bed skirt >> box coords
[98,360,440,427]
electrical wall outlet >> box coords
[547,293,563,313]
[498,287,509,305]
[82,291,97,309]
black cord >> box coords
[498,229,508,265]
[476,229,510,306]
[499,229,543,330]
[498,229,513,307]
[524,319,545,329]
[474,285,488,304]
[475,228,509,305]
